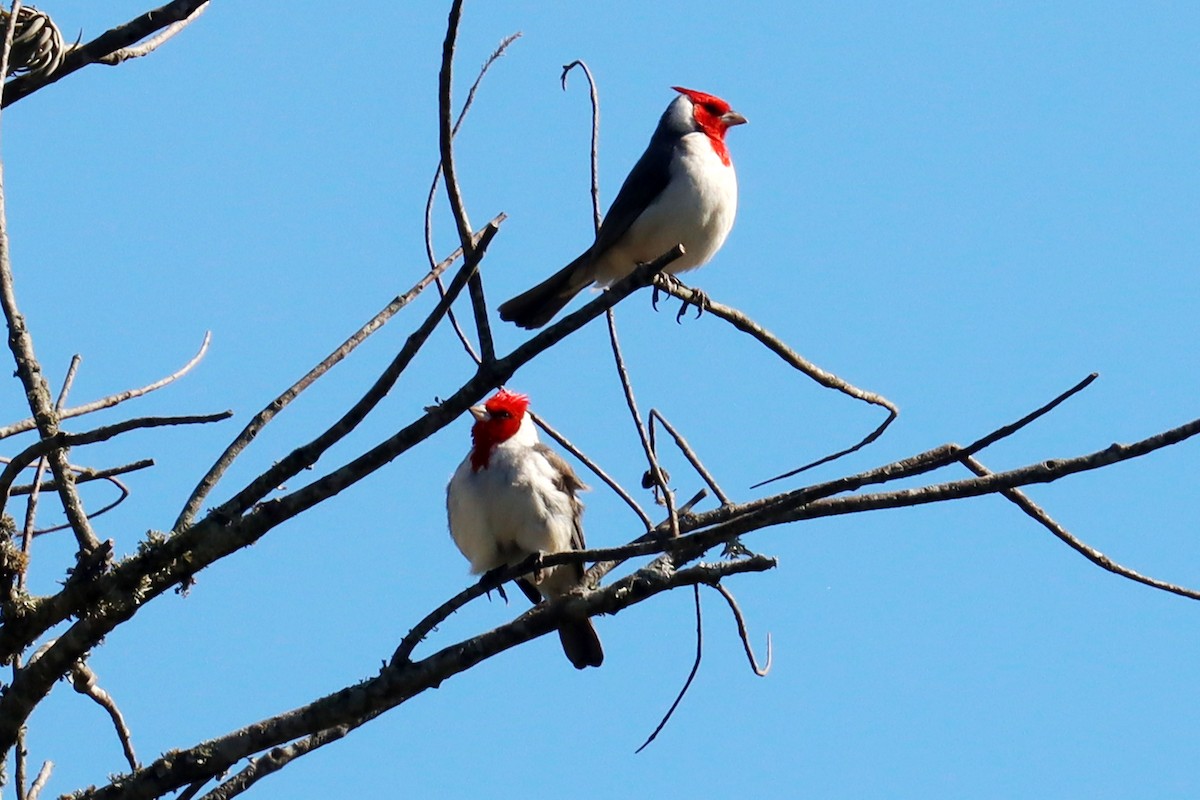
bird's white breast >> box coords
[593,132,738,286]
[446,438,578,576]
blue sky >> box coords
[6,2,1200,797]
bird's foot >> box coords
[515,551,547,585]
[675,287,709,323]
[651,273,683,311]
[479,567,510,603]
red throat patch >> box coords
[469,389,530,471]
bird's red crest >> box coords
[470,389,530,471]
[672,86,732,115]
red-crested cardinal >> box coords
[498,86,747,329]
[446,389,603,669]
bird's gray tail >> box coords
[559,617,604,669]
[498,251,593,330]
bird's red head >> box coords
[469,389,530,471]
[672,86,747,165]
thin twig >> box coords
[714,583,771,676]
[174,225,500,531]
[427,33,520,365]
[31,474,131,536]
[197,711,385,800]
[649,409,732,505]
[70,660,137,771]
[437,0,494,362]
[0,412,231,516]
[960,453,1200,601]
[607,307,679,535]
[0,332,212,440]
[529,410,652,529]
[652,279,901,487]
[635,585,703,753]
[8,458,154,496]
[94,1,208,64]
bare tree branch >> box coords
[438,0,494,362]
[427,33,520,365]
[73,555,777,800]
[25,758,51,800]
[960,453,1200,601]
[2,0,213,107]
[0,412,231,517]
[174,225,501,531]
[0,332,211,441]
[94,1,208,65]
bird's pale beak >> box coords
[722,110,748,127]
[468,405,488,422]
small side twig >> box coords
[0,332,211,440]
[649,409,731,505]
[0,412,231,516]
[197,711,384,800]
[9,458,154,496]
[70,660,138,771]
[25,759,52,800]
[528,410,652,530]
[714,583,771,676]
[607,307,679,535]
[93,1,208,64]
[960,453,1200,601]
[652,279,900,487]
[635,585,703,753]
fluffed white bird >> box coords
[498,86,747,329]
[446,389,603,669]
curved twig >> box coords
[437,0,493,362]
[427,33,520,365]
[9,458,154,496]
[70,661,138,771]
[560,60,602,229]
[31,474,131,536]
[0,332,211,441]
[714,583,771,676]
[635,585,703,753]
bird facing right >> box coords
[498,86,747,329]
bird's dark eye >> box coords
[494,410,511,419]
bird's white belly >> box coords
[447,445,576,575]
[594,134,738,286]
